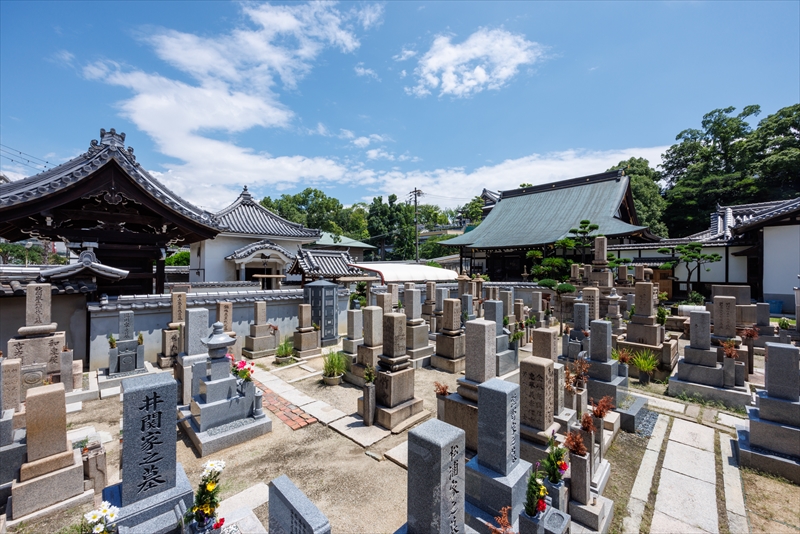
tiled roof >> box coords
[446,171,646,249]
[215,187,321,239]
[288,248,362,278]
[0,128,219,231]
[224,239,296,261]
[732,197,800,233]
[40,250,128,280]
[311,232,376,249]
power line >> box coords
[0,153,44,172]
[0,143,53,166]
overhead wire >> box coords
[0,143,53,167]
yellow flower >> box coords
[207,481,216,491]
[539,486,546,497]
[203,504,211,514]
[193,506,198,513]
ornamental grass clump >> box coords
[322,351,348,378]
[631,349,658,374]
[722,339,739,359]
[275,339,293,359]
[542,430,568,483]
[84,501,119,533]
[185,460,226,530]
[611,347,632,365]
[590,396,615,419]
[580,412,596,433]
[524,462,548,516]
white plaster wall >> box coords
[193,235,310,283]
[614,246,747,285]
[763,225,800,309]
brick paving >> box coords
[253,379,317,430]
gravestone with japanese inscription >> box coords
[243,301,279,359]
[518,356,560,466]
[216,301,243,359]
[483,299,517,375]
[103,373,193,532]
[6,283,68,391]
[105,311,146,376]
[465,378,532,532]
[404,419,466,534]
[433,287,449,334]
[711,295,741,346]
[8,383,91,519]
[347,306,382,387]
[158,291,187,368]
[179,323,270,456]
[585,319,629,407]
[268,475,331,534]
[0,357,27,500]
[176,308,210,405]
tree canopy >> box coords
[607,157,669,237]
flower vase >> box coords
[190,516,220,534]
[569,451,591,505]
[734,361,745,387]
[543,478,568,513]
[617,362,628,378]
[746,339,754,375]
[518,496,553,534]
[363,383,376,426]
[723,358,735,388]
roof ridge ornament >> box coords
[240,185,253,202]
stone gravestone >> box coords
[431,299,466,373]
[103,373,193,531]
[244,301,279,359]
[0,357,27,490]
[737,342,800,484]
[574,303,589,332]
[713,295,738,341]
[343,308,364,358]
[677,311,725,387]
[176,308,210,405]
[520,357,557,439]
[8,383,89,519]
[179,323,270,456]
[1,358,21,413]
[293,303,321,359]
[107,311,145,376]
[405,419,466,534]
[373,313,423,428]
[465,378,532,531]
[433,287,449,334]
[531,328,558,362]
[405,288,434,367]
[158,292,187,367]
[500,290,515,323]
[377,292,393,316]
[483,299,516,375]
[583,287,600,322]
[268,475,331,534]
[349,306,383,386]
[461,294,476,322]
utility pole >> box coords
[409,188,422,263]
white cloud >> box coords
[352,133,386,148]
[393,48,417,61]
[366,148,395,160]
[354,3,384,29]
[49,49,75,66]
[354,62,380,80]
[361,146,669,208]
[339,129,355,139]
[400,69,407,78]
[82,1,373,210]
[409,28,545,98]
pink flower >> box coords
[237,360,247,370]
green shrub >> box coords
[632,350,658,374]
[323,351,348,378]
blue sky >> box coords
[1,1,798,212]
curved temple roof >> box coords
[445,171,647,250]
[216,187,321,239]
[289,248,362,278]
[225,239,296,262]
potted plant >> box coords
[510,330,524,360]
[741,327,758,375]
[274,339,294,364]
[541,431,569,512]
[136,332,145,368]
[631,349,657,385]
[184,460,226,533]
[611,347,631,378]
[590,396,615,453]
[434,381,449,420]
[563,367,577,412]
[503,316,510,328]
[564,430,590,505]
[721,339,740,388]
[579,412,596,469]
[363,365,376,426]
[230,357,256,397]
[657,306,668,339]
[322,350,347,385]
[518,462,549,534]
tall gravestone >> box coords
[712,295,740,345]
[9,383,90,519]
[500,290,515,324]
[377,292,393,316]
[737,343,800,483]
[518,356,560,466]
[158,291,186,368]
[422,281,437,331]
[461,294,476,323]
[244,301,279,359]
[293,303,321,359]
[465,379,532,531]
[343,308,364,360]
[405,288,434,367]
[176,308,210,405]
[405,419,466,534]
[0,358,27,494]
[432,299,466,373]
[484,299,517,375]
[6,283,67,392]
[583,287,600,322]
[350,306,383,386]
[530,328,558,362]
[585,319,629,419]
[216,301,243,359]
[433,287,449,334]
[103,373,193,531]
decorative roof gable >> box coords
[215,187,322,239]
[288,248,362,278]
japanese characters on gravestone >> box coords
[582,287,600,322]
[104,373,193,531]
[626,282,662,347]
[713,295,738,341]
[466,378,532,528]
[176,308,210,405]
[7,283,67,389]
[519,356,558,444]
[269,475,331,534]
[405,419,466,534]
[158,291,187,368]
[0,357,27,489]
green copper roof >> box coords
[312,232,376,249]
[445,171,646,250]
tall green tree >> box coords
[568,220,600,264]
[607,158,669,237]
[461,196,484,224]
[419,234,457,259]
[366,195,416,260]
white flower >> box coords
[105,509,118,522]
[93,523,105,533]
[99,503,110,515]
[107,505,119,516]
[85,510,102,523]
[100,501,111,509]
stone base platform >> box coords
[592,458,611,496]
[615,394,648,433]
[4,488,94,529]
[440,393,478,452]
[295,347,322,360]
[466,456,531,528]
[373,397,424,430]
[178,407,272,456]
[569,493,613,534]
[430,354,466,374]
[0,429,26,509]
[157,353,176,369]
[103,462,193,534]
[97,362,157,396]
[554,408,577,434]
[7,449,86,519]
[242,347,278,359]
[394,522,479,534]
[342,337,362,355]
[64,371,99,405]
[667,375,752,410]
[736,428,800,485]
[407,345,434,368]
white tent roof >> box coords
[351,262,459,283]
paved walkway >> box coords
[623,413,749,533]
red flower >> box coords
[557,460,568,473]
[537,498,547,513]
[213,517,225,529]
[237,360,247,370]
